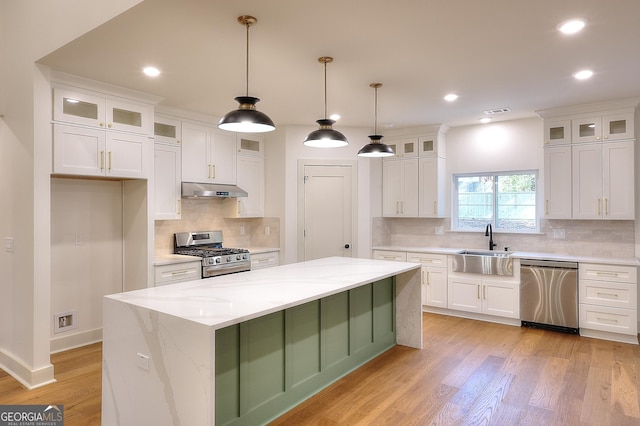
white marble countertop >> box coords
[247,247,280,254]
[107,256,421,330]
[372,246,640,266]
[153,254,202,266]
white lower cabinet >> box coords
[372,250,407,262]
[407,252,447,308]
[579,263,638,341]
[447,275,519,319]
[154,261,201,286]
[251,251,279,270]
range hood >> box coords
[181,182,248,198]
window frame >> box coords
[452,170,539,233]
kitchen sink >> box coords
[452,250,514,276]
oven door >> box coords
[203,262,250,278]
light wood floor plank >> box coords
[2,313,640,426]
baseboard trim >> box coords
[0,349,55,390]
[50,328,103,354]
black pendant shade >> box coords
[218,16,275,133]
[358,134,395,157]
[218,96,275,133]
[358,83,394,157]
[303,57,348,148]
[303,118,349,148]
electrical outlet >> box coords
[265,226,270,236]
[552,228,566,239]
[54,311,77,334]
[434,226,444,235]
[240,226,245,236]
[137,353,150,371]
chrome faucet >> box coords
[485,224,497,250]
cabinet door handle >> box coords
[483,285,487,300]
[597,198,601,216]
[177,199,181,214]
[100,151,105,171]
[433,201,437,214]
[108,151,112,171]
[211,164,216,179]
[477,284,481,299]
[596,292,619,297]
[396,201,400,214]
[400,201,404,214]
[605,198,609,215]
[99,122,105,128]
[107,123,113,129]
[545,200,549,215]
[426,271,431,285]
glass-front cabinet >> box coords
[571,112,634,144]
[543,119,571,145]
[53,87,153,134]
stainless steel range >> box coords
[174,230,250,278]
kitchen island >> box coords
[102,256,422,425]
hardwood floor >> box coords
[0,342,101,426]
[1,314,639,425]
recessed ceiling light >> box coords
[557,18,587,34]
[143,66,161,77]
[573,69,593,80]
[444,93,458,102]
[329,114,341,121]
[480,117,491,124]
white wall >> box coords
[272,125,374,265]
[0,0,142,388]
[445,117,543,217]
[50,179,123,352]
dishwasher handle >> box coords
[520,259,578,269]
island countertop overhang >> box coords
[105,256,421,330]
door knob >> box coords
[344,244,350,249]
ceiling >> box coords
[39,0,640,131]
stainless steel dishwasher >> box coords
[520,259,579,334]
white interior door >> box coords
[302,164,354,261]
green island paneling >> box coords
[321,292,350,369]
[215,278,396,426]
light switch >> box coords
[5,237,14,253]
[137,353,150,371]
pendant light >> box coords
[358,83,394,157]
[303,57,348,148]
[218,15,275,133]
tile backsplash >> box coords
[373,217,636,259]
[154,198,279,255]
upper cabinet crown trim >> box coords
[535,97,640,119]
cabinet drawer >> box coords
[580,279,637,309]
[406,252,447,267]
[579,263,637,283]
[373,250,407,262]
[251,252,279,270]
[155,261,201,285]
[579,304,637,335]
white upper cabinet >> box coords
[382,158,419,217]
[53,123,150,178]
[225,133,265,218]
[154,143,181,220]
[543,119,571,146]
[53,87,153,135]
[418,156,445,218]
[572,141,634,220]
[543,146,572,219]
[154,115,182,145]
[181,122,236,184]
[385,138,418,158]
[571,112,634,144]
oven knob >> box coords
[236,255,241,260]
[243,254,248,260]
[226,256,231,262]
[215,258,221,264]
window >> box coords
[453,171,538,232]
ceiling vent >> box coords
[483,107,511,115]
